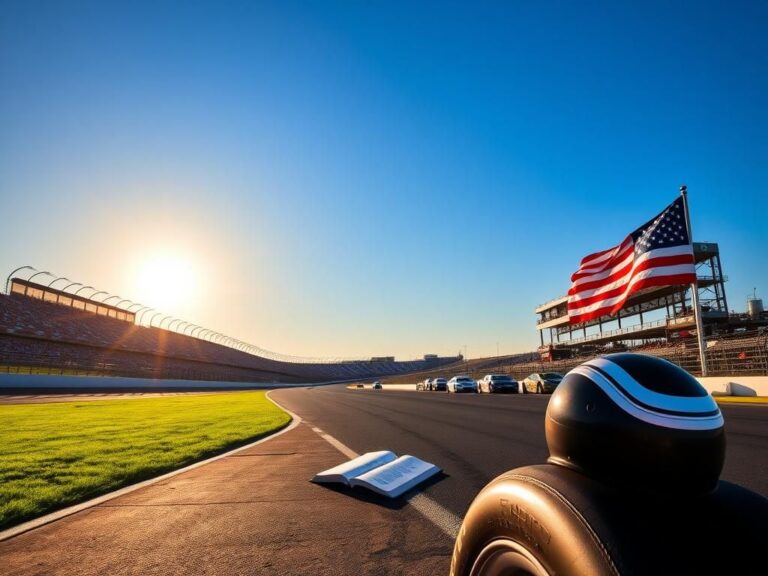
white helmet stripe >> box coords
[585,357,719,415]
[571,366,724,431]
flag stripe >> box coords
[568,256,695,309]
[568,273,698,324]
[567,197,696,325]
[580,244,616,266]
[570,251,634,292]
[568,265,698,318]
[568,248,695,304]
[571,237,633,281]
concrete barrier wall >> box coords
[0,374,320,390]
[386,379,768,397]
[3,374,767,396]
[697,376,768,397]
[381,384,418,391]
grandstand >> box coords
[384,240,768,382]
[534,242,768,366]
[4,261,763,383]
[0,269,461,382]
[383,328,768,383]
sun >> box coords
[134,253,199,313]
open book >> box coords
[312,450,441,498]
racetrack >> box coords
[2,382,766,575]
[271,384,768,519]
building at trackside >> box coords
[535,242,767,361]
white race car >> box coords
[447,375,478,393]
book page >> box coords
[311,450,396,485]
[349,455,440,498]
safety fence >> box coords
[387,330,768,384]
[498,331,768,379]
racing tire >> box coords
[537,383,543,394]
[450,464,767,576]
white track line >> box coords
[309,426,461,539]
[406,493,463,539]
[311,427,358,459]
[0,391,301,542]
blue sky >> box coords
[1,1,766,359]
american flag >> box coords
[567,197,696,324]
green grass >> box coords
[0,391,290,530]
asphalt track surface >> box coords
[271,385,768,519]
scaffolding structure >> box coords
[534,242,734,359]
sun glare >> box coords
[134,253,199,312]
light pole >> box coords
[26,270,53,285]
[135,307,153,324]
[88,291,109,303]
[47,277,71,289]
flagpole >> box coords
[680,185,708,376]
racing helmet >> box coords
[545,353,725,495]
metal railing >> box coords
[386,330,768,383]
[556,319,667,346]
[515,331,768,378]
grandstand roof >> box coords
[10,278,136,322]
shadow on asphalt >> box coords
[312,471,450,510]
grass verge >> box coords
[0,391,290,530]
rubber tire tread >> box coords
[450,464,768,576]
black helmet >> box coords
[545,353,725,495]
